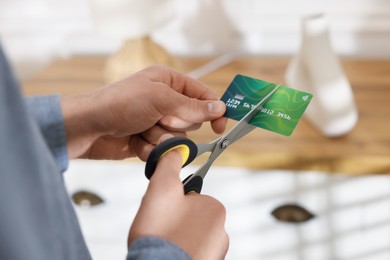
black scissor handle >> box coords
[183,174,203,194]
[145,137,198,181]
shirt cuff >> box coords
[127,237,191,260]
[25,95,68,173]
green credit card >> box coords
[220,74,313,136]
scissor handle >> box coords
[145,136,198,183]
[182,174,203,194]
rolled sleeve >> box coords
[25,95,68,173]
[127,237,191,260]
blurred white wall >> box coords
[0,0,93,79]
[0,0,389,79]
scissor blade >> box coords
[186,84,280,182]
[221,84,281,144]
[196,142,216,156]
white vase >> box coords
[285,14,358,137]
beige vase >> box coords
[104,36,175,83]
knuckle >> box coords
[159,116,180,129]
[187,97,201,114]
[203,195,227,218]
[224,232,230,252]
[215,202,227,218]
[136,65,172,83]
[225,232,230,243]
[150,64,170,71]
[144,64,169,73]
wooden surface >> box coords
[22,55,390,175]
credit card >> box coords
[220,74,313,136]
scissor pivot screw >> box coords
[221,139,230,149]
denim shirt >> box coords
[0,45,190,260]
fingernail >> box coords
[208,101,225,114]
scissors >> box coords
[145,84,281,194]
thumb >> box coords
[147,136,185,195]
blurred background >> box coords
[2,0,390,259]
[1,0,389,79]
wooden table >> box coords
[23,56,390,175]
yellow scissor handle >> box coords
[160,144,190,166]
[145,137,198,180]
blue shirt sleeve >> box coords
[1,47,188,259]
[127,237,191,260]
[25,95,69,173]
[0,43,92,260]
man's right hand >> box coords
[128,138,229,259]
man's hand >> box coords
[61,65,227,160]
[128,144,229,259]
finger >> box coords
[148,146,184,195]
[147,134,185,193]
[129,135,155,161]
[141,125,186,144]
[144,65,218,100]
[211,117,228,134]
[159,115,227,134]
[131,130,181,161]
[158,116,202,132]
[155,86,226,126]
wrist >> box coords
[61,92,102,158]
